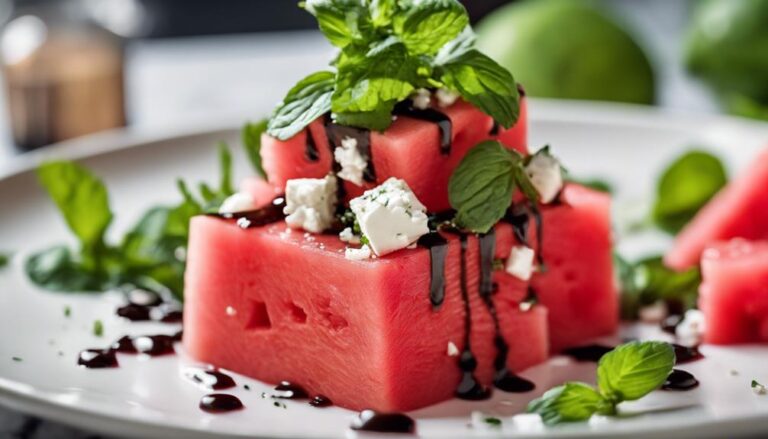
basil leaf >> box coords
[652,150,727,234]
[393,0,468,55]
[0,252,10,269]
[618,255,701,320]
[332,40,421,119]
[449,141,516,233]
[597,341,675,403]
[268,71,335,141]
[37,161,112,256]
[527,382,610,426]
[439,49,520,128]
[25,245,111,292]
[370,0,398,27]
[242,120,268,179]
[303,0,371,49]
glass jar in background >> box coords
[0,0,126,150]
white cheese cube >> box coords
[436,88,459,107]
[349,178,429,256]
[339,227,360,244]
[505,246,535,281]
[345,244,372,261]
[334,136,367,186]
[411,88,432,110]
[218,192,256,214]
[283,174,337,233]
[676,309,706,346]
[525,148,564,204]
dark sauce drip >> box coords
[108,334,177,356]
[489,121,500,136]
[199,394,244,413]
[111,335,138,354]
[504,205,530,246]
[562,344,615,362]
[156,305,183,323]
[478,230,535,393]
[77,349,118,369]
[309,395,333,407]
[455,234,491,400]
[517,83,526,97]
[304,128,320,162]
[173,330,183,342]
[115,303,183,323]
[672,344,704,364]
[272,381,309,399]
[186,368,237,390]
[324,122,376,183]
[351,410,416,434]
[116,304,151,321]
[523,286,539,305]
[662,369,699,391]
[530,205,545,267]
[393,100,452,154]
[207,197,286,229]
[418,232,449,309]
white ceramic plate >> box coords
[2,100,768,439]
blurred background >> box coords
[1,0,767,436]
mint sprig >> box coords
[242,119,269,180]
[268,0,519,139]
[528,341,675,426]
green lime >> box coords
[476,0,655,104]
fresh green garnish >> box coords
[528,341,675,425]
[64,306,71,318]
[11,356,22,362]
[652,150,727,234]
[0,252,10,268]
[268,0,519,139]
[483,416,502,426]
[752,380,763,388]
[617,254,701,320]
[448,141,539,233]
[242,119,269,179]
[93,320,104,337]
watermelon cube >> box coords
[665,148,768,271]
[699,239,768,345]
[260,98,528,212]
[531,184,618,352]
[183,218,548,411]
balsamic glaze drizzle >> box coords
[208,197,286,229]
[199,394,244,413]
[489,122,500,136]
[418,232,449,309]
[672,344,705,364]
[324,122,376,183]
[186,368,237,390]
[305,128,320,162]
[505,205,531,246]
[393,100,452,154]
[351,410,416,434]
[662,369,699,391]
[309,395,333,407]
[273,381,309,399]
[562,344,614,362]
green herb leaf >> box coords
[618,255,701,320]
[393,0,468,56]
[25,245,111,292]
[439,49,520,128]
[0,252,9,269]
[64,305,71,317]
[12,357,22,362]
[370,0,398,27]
[527,382,610,426]
[483,417,502,426]
[652,150,727,234]
[93,319,104,337]
[597,341,675,403]
[332,106,395,131]
[303,0,371,49]
[37,161,113,259]
[268,71,335,140]
[434,25,476,65]
[242,120,268,179]
[218,143,235,197]
[449,141,516,233]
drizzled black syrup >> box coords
[418,232,449,309]
[80,333,180,368]
[324,122,376,183]
[273,381,309,399]
[662,369,699,391]
[199,394,244,413]
[672,344,704,364]
[455,235,491,400]
[393,100,452,154]
[562,344,615,362]
[505,205,531,246]
[309,395,333,407]
[116,303,182,323]
[186,368,237,390]
[478,230,535,393]
[305,127,320,162]
[77,349,118,368]
[208,197,286,229]
[351,410,416,434]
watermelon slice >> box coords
[699,239,768,345]
[183,218,548,411]
[531,184,618,352]
[239,177,281,209]
[665,148,768,271]
[260,98,528,212]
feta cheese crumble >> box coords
[283,174,338,233]
[339,227,360,244]
[525,148,564,204]
[435,88,459,107]
[218,192,256,214]
[333,136,367,186]
[505,246,535,281]
[349,178,429,256]
[411,88,431,110]
[447,341,459,357]
[345,244,372,261]
[676,309,706,346]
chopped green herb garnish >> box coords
[11,356,22,362]
[0,252,10,268]
[268,0,519,139]
[93,320,104,337]
[273,401,287,409]
[244,384,251,391]
[528,341,674,425]
[752,380,764,388]
[64,306,71,318]
[483,417,502,426]
[652,150,727,234]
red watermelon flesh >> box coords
[665,148,768,271]
[260,98,528,212]
[239,176,281,208]
[530,184,618,353]
[495,95,528,152]
[183,218,548,411]
[699,239,768,345]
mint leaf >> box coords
[333,106,395,132]
[449,141,517,233]
[597,341,675,403]
[652,150,727,234]
[242,120,268,179]
[37,162,112,259]
[93,319,104,337]
[393,0,468,55]
[268,71,335,140]
[434,26,476,65]
[0,252,9,269]
[370,0,397,27]
[439,49,520,129]
[25,245,110,292]
[303,0,371,49]
[619,255,701,319]
[527,382,610,426]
